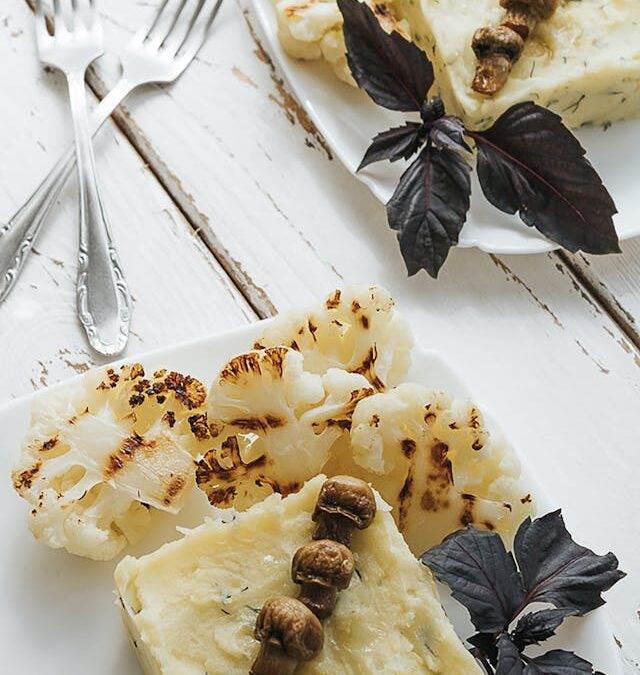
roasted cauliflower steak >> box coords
[254,285,413,391]
[274,0,410,85]
[196,347,374,510]
[12,364,207,561]
[326,383,534,554]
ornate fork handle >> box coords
[66,71,131,356]
[0,78,131,305]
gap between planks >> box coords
[83,92,277,320]
[22,0,640,349]
[21,0,271,321]
[556,250,640,352]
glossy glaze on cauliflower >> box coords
[325,384,533,555]
[195,347,373,510]
[12,364,207,561]
[254,285,413,391]
[274,0,410,84]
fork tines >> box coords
[35,0,100,38]
[136,0,224,61]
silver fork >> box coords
[0,0,224,316]
[34,0,130,357]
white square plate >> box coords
[0,322,622,673]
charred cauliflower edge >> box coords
[12,363,208,561]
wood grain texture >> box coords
[560,241,640,351]
[0,1,254,400]
[4,0,640,671]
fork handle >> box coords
[0,77,132,305]
[67,71,131,357]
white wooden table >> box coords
[1,1,639,671]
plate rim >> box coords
[249,0,640,255]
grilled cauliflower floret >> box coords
[274,0,410,85]
[319,28,352,84]
[276,0,341,58]
[254,285,413,391]
[12,364,207,561]
[196,347,373,510]
[324,383,533,555]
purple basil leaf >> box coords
[514,510,625,616]
[421,527,524,631]
[358,122,423,170]
[495,635,524,675]
[430,116,472,155]
[523,650,597,674]
[471,102,619,254]
[337,0,434,111]
[512,607,578,648]
[387,143,471,278]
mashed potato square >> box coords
[115,476,481,675]
[396,0,640,128]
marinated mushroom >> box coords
[251,596,324,675]
[472,0,559,95]
[472,25,524,95]
[292,540,354,618]
[312,475,376,547]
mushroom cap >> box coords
[501,0,558,20]
[292,540,354,590]
[313,475,377,529]
[472,26,524,60]
[255,596,324,661]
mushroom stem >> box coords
[312,512,355,548]
[250,640,298,675]
[471,50,514,96]
[298,583,338,619]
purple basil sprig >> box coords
[337,0,620,278]
[421,510,624,673]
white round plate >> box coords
[0,322,622,673]
[250,0,640,254]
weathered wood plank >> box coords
[560,242,640,351]
[0,1,255,400]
